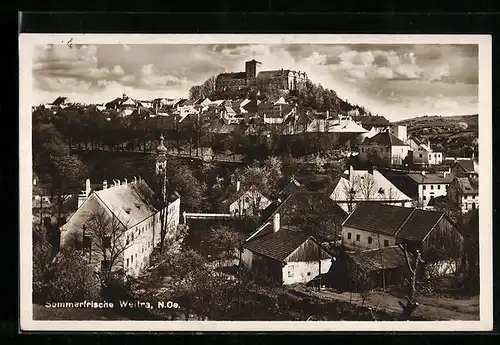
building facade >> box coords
[359,131,410,166]
[407,172,453,207]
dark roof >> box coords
[217,72,246,80]
[395,208,444,242]
[347,246,407,272]
[343,202,414,236]
[352,115,390,128]
[243,226,314,261]
[456,159,475,173]
[407,173,453,184]
[343,202,452,242]
[52,96,67,106]
[361,131,407,146]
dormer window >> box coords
[134,203,141,209]
[124,207,131,214]
[378,188,385,194]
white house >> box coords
[407,171,453,207]
[223,182,271,216]
[407,136,443,166]
[329,166,414,213]
[359,131,410,166]
[241,213,333,285]
[61,177,181,278]
[389,124,408,143]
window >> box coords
[423,185,426,190]
[103,236,111,248]
[386,147,390,153]
[347,232,352,240]
[430,185,434,190]
[368,237,373,244]
[419,154,422,158]
[384,239,389,247]
[437,185,441,190]
[423,196,427,201]
[135,253,137,258]
[288,266,294,277]
[356,234,360,242]
[307,272,311,276]
[361,147,364,153]
[126,235,130,245]
[472,203,476,210]
[131,255,133,263]
[126,258,129,267]
[131,233,134,241]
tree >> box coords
[398,244,425,320]
[32,123,88,218]
[40,248,101,303]
[80,209,131,284]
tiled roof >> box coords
[343,202,414,236]
[407,173,453,184]
[395,208,444,242]
[347,246,407,272]
[343,202,451,242]
[362,131,407,146]
[243,226,314,262]
[93,180,157,228]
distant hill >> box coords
[396,114,478,157]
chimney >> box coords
[421,171,426,176]
[133,176,137,183]
[236,180,241,192]
[117,179,121,186]
[124,178,127,186]
[273,213,280,232]
[85,178,91,196]
[103,180,108,189]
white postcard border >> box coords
[19,33,493,332]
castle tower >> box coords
[155,134,168,176]
[245,59,261,86]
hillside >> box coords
[396,114,479,157]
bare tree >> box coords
[82,209,131,284]
[398,243,425,320]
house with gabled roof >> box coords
[221,181,272,217]
[447,176,479,213]
[329,166,414,213]
[61,177,181,278]
[359,130,411,167]
[241,213,333,285]
[449,157,479,179]
[341,202,463,267]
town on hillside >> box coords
[32,58,480,322]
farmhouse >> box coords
[341,202,464,267]
[241,213,333,285]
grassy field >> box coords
[289,286,479,321]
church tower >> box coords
[155,134,168,175]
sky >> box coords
[32,43,479,121]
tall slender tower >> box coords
[245,59,261,87]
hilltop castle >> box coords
[215,59,308,97]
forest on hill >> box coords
[397,114,479,158]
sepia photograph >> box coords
[19,34,492,332]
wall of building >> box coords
[417,182,449,206]
[229,191,271,216]
[428,152,443,165]
[282,259,332,285]
[124,215,156,277]
[342,226,396,250]
[460,194,479,213]
[390,145,410,166]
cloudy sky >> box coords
[32,43,478,121]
